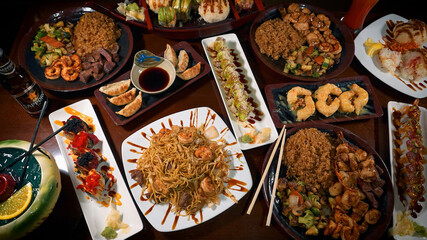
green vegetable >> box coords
[158,7,176,28]
[239,134,253,143]
[34,30,47,42]
[305,226,319,236]
[321,58,330,69]
[413,222,427,237]
[126,2,140,11]
[101,226,118,239]
[298,210,315,228]
[310,207,321,216]
[307,194,321,209]
[40,52,60,66]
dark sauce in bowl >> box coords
[139,67,170,92]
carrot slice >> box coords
[314,56,324,65]
[40,35,64,48]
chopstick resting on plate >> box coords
[246,126,287,215]
[266,127,287,226]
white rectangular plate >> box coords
[121,107,253,232]
[355,14,427,98]
[387,101,427,239]
[49,99,143,240]
[201,33,278,150]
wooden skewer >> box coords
[266,127,287,226]
[246,126,286,215]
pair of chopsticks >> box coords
[246,126,287,226]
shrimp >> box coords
[177,127,195,144]
[339,91,355,113]
[195,145,213,161]
[70,54,82,71]
[61,67,79,81]
[316,14,331,31]
[350,84,369,115]
[296,95,315,121]
[314,83,342,117]
[44,66,61,79]
[287,86,312,110]
[199,177,216,197]
[59,55,72,66]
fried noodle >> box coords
[135,125,234,216]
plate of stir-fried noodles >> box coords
[121,107,253,232]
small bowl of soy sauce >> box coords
[131,50,176,94]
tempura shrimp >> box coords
[287,86,312,111]
[350,84,369,115]
[339,90,355,113]
[314,83,342,117]
[296,95,316,121]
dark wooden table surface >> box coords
[0,0,426,239]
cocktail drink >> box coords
[342,0,379,32]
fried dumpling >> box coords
[99,79,131,96]
[107,88,136,106]
[116,91,143,117]
[176,50,189,73]
[164,44,178,67]
[178,62,201,80]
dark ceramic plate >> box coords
[17,6,133,92]
[94,41,211,125]
[249,3,354,82]
[262,123,394,240]
[264,76,383,128]
[85,0,264,40]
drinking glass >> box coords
[342,0,379,35]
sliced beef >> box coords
[92,71,105,81]
[98,47,113,62]
[178,192,191,207]
[104,60,116,74]
[92,62,104,74]
[79,70,92,83]
[131,170,144,186]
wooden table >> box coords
[1,0,425,239]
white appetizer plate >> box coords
[201,33,278,150]
[49,99,143,240]
[355,14,427,98]
[388,101,427,239]
[121,107,253,232]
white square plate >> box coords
[121,107,253,232]
[201,33,278,150]
[49,99,143,240]
[387,101,427,239]
[355,14,427,98]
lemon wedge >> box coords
[364,38,384,57]
[0,182,32,220]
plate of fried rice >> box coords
[262,123,393,240]
[18,6,133,92]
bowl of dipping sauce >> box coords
[131,51,176,94]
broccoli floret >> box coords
[40,52,60,66]
[307,194,321,209]
[34,30,47,42]
[298,210,315,228]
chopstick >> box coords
[246,126,287,215]
[266,127,287,226]
[16,101,48,188]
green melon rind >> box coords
[0,140,62,240]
